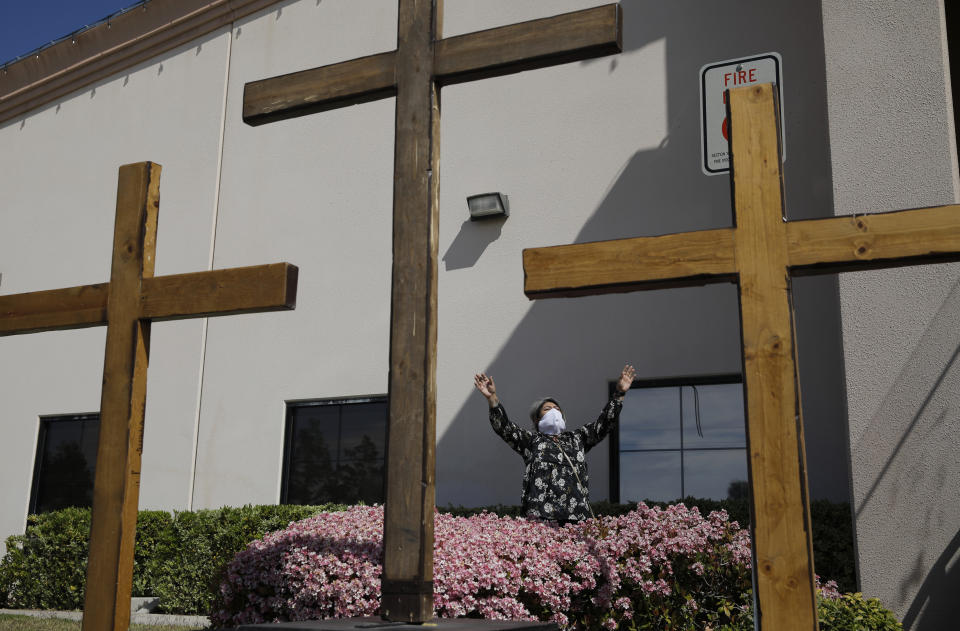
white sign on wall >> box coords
[700,53,783,175]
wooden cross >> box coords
[0,162,298,631]
[243,1,622,622]
[523,82,960,629]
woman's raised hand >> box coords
[474,373,499,407]
[617,364,636,394]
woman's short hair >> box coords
[528,397,561,428]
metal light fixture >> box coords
[467,192,509,220]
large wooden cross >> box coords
[243,1,622,622]
[0,162,298,631]
[523,83,960,629]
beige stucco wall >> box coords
[822,0,960,628]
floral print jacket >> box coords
[489,395,623,522]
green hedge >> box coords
[441,497,856,594]
[0,507,91,610]
[0,504,344,614]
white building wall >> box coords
[0,29,233,548]
[191,0,399,507]
[822,0,960,628]
[0,0,849,590]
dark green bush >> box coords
[682,590,902,631]
[147,504,345,614]
[0,504,343,614]
[819,592,902,630]
[132,511,174,598]
[0,507,91,610]
[809,499,856,594]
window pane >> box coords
[619,387,680,450]
[290,407,338,467]
[615,377,746,504]
[681,383,746,448]
[619,451,682,502]
[283,398,386,506]
[339,400,387,461]
[683,449,749,500]
[32,415,99,514]
[335,458,385,504]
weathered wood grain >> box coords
[434,4,621,85]
[141,263,297,319]
[729,84,816,631]
[243,51,397,126]
[380,0,439,623]
[241,4,621,126]
[0,264,297,336]
[0,283,109,335]
[82,161,161,631]
[522,228,736,298]
[787,204,960,274]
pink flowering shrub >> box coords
[212,502,763,629]
[819,578,841,601]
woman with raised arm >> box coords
[474,364,636,523]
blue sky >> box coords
[0,0,144,66]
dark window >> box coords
[610,375,748,502]
[30,414,100,514]
[946,1,960,174]
[281,397,388,505]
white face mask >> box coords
[538,407,565,435]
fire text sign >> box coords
[700,53,783,175]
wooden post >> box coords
[728,86,816,629]
[81,162,160,631]
[380,0,441,622]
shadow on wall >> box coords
[902,527,960,629]
[850,276,960,628]
[437,0,849,506]
[443,216,506,270]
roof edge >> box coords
[0,0,282,126]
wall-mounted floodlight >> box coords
[467,192,509,220]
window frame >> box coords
[609,373,744,503]
[29,412,100,515]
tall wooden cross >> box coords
[0,162,298,631]
[243,2,622,622]
[523,82,960,629]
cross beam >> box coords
[523,207,960,296]
[242,4,621,125]
[524,83,960,629]
[242,1,622,622]
[0,264,296,335]
[0,162,297,631]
